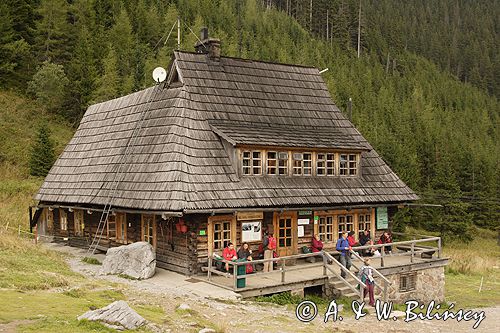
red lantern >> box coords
[180,225,188,233]
[175,223,182,232]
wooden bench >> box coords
[396,245,436,258]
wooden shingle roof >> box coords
[35,51,418,211]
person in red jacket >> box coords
[347,231,357,247]
[222,242,238,273]
[311,234,323,253]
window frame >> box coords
[59,209,68,231]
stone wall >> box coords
[375,266,445,303]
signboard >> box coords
[297,226,305,237]
[237,211,263,221]
[242,221,262,242]
[199,230,206,236]
[376,207,389,229]
[314,215,319,224]
[298,218,310,225]
[298,210,312,216]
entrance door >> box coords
[273,212,297,257]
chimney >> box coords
[194,28,221,61]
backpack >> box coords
[246,264,254,274]
[268,236,277,250]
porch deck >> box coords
[196,236,448,299]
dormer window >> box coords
[242,150,262,175]
[340,153,358,176]
[240,149,360,177]
[317,153,335,176]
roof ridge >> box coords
[174,50,319,70]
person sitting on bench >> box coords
[222,242,238,273]
[378,231,393,254]
[311,234,323,253]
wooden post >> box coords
[437,238,442,258]
[322,252,327,276]
[281,258,286,283]
[233,262,237,290]
[208,255,212,281]
[383,281,388,301]
[34,224,38,244]
[410,242,415,263]
[380,245,385,267]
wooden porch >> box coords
[197,235,448,299]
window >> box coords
[45,209,54,231]
[339,154,348,175]
[74,210,84,236]
[213,220,232,251]
[348,154,358,175]
[278,152,288,175]
[358,214,371,238]
[318,216,334,242]
[241,149,359,177]
[338,215,354,238]
[292,153,303,175]
[242,150,262,175]
[116,213,127,243]
[303,153,312,175]
[267,151,277,175]
[60,210,68,231]
[399,272,417,292]
[317,153,335,176]
[141,214,156,248]
[278,217,292,247]
[340,153,358,175]
[292,152,312,175]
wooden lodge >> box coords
[32,32,447,301]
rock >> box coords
[77,300,146,330]
[101,242,156,279]
[199,329,216,333]
[178,303,191,310]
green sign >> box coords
[314,215,319,221]
[376,207,388,229]
[199,230,206,236]
[299,210,313,216]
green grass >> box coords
[82,257,102,265]
[0,235,82,290]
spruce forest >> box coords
[1,0,499,241]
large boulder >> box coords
[78,300,146,330]
[101,242,156,279]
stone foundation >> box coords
[376,266,445,303]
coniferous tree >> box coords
[92,47,119,103]
[27,61,69,114]
[35,0,71,63]
[29,123,56,177]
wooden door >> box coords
[141,214,156,249]
[273,212,298,257]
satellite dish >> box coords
[152,67,167,83]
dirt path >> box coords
[48,243,499,333]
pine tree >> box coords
[92,47,119,103]
[35,0,71,63]
[29,123,56,177]
[26,61,69,114]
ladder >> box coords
[87,84,162,254]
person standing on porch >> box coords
[263,230,276,272]
[359,258,376,306]
[336,232,352,278]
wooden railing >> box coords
[349,250,392,301]
[345,236,442,267]
[205,251,366,298]
[203,235,443,298]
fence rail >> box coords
[204,235,443,296]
